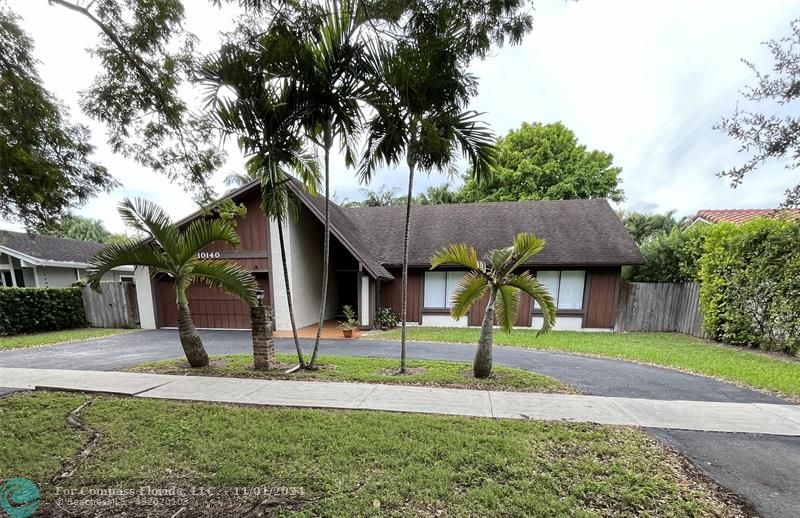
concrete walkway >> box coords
[3,367,800,436]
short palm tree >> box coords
[430,233,557,378]
[86,198,258,367]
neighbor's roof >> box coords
[0,230,108,266]
[343,199,644,268]
[693,209,800,225]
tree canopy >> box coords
[0,8,113,232]
[459,122,624,203]
[621,210,680,245]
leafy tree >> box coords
[346,185,404,207]
[47,0,224,194]
[416,183,458,205]
[622,210,679,245]
[622,226,709,283]
[0,8,113,232]
[201,39,321,368]
[47,214,112,243]
[430,233,555,377]
[458,122,624,203]
[716,18,800,208]
[86,198,258,367]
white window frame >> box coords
[424,271,465,309]
[534,270,586,311]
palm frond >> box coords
[180,219,241,264]
[494,285,519,333]
[430,243,481,270]
[507,233,546,271]
[451,110,497,184]
[86,240,169,290]
[118,198,181,260]
[506,272,556,335]
[450,272,489,319]
[189,259,259,305]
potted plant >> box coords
[375,307,399,330]
[339,305,358,338]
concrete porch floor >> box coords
[272,319,360,339]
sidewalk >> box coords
[2,367,799,435]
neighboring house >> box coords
[135,179,644,332]
[684,208,800,229]
[0,231,133,288]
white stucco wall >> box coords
[269,206,338,331]
[534,315,584,331]
[134,266,157,329]
[421,313,468,327]
[39,267,79,288]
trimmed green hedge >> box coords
[699,218,800,354]
[0,288,87,336]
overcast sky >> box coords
[3,0,798,233]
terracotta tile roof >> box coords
[694,209,800,224]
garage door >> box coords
[156,274,270,329]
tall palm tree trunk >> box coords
[400,155,416,374]
[175,285,209,368]
[310,124,333,368]
[276,213,306,367]
[474,286,498,378]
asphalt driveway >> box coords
[1,329,798,516]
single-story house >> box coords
[684,208,800,229]
[134,180,644,332]
[0,231,133,288]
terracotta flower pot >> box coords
[342,329,354,338]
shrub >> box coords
[699,219,800,354]
[0,287,87,335]
[375,307,399,329]
[623,225,709,282]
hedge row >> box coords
[699,219,800,355]
[0,287,87,336]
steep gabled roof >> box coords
[0,230,107,266]
[175,180,643,277]
[343,199,644,267]
[693,209,800,225]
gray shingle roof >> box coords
[0,230,106,264]
[181,180,643,279]
[342,199,644,267]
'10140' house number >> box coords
[196,252,221,259]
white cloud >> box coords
[2,0,797,233]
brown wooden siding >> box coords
[156,275,270,329]
[380,268,421,322]
[584,267,620,328]
[201,193,268,254]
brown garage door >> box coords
[156,274,270,329]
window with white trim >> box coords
[534,270,586,310]
[424,271,465,309]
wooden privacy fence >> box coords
[615,282,708,339]
[82,281,140,329]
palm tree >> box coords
[289,0,366,368]
[416,184,458,205]
[430,233,557,378]
[200,37,320,368]
[86,198,258,367]
[359,38,496,373]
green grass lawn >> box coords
[0,391,742,516]
[370,328,800,399]
[130,353,576,393]
[0,328,131,351]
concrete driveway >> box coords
[1,329,798,517]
